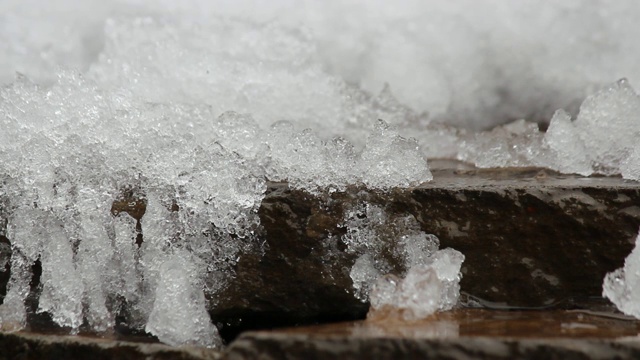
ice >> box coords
[146,252,222,348]
[400,232,441,270]
[0,207,44,331]
[572,79,640,174]
[369,248,465,321]
[359,120,432,188]
[621,148,640,182]
[368,274,401,311]
[542,110,592,176]
[112,213,140,305]
[350,254,382,302]
[341,201,458,307]
[76,188,117,332]
[38,215,84,331]
[462,79,640,179]
[603,231,640,318]
[458,119,544,169]
[0,252,31,331]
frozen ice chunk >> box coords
[460,79,640,178]
[0,251,32,331]
[575,79,640,174]
[427,248,465,311]
[360,120,432,189]
[400,233,441,269]
[458,119,544,169]
[343,202,446,302]
[603,231,640,318]
[350,254,381,302]
[263,119,431,193]
[368,248,465,321]
[369,274,401,311]
[543,110,592,176]
[342,203,438,267]
[621,146,640,181]
[112,214,140,304]
[76,188,116,332]
[397,265,443,320]
[145,253,222,348]
[38,215,84,331]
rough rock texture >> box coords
[224,308,640,360]
[0,331,221,360]
[214,163,640,337]
[225,333,640,360]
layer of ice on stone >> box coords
[603,231,640,318]
[461,79,640,179]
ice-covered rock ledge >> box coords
[3,162,636,341]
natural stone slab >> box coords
[215,162,640,337]
[226,334,640,360]
[224,309,640,360]
[0,331,221,360]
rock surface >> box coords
[4,308,640,359]
[0,331,221,360]
[226,332,640,360]
[225,309,640,360]
[215,162,640,337]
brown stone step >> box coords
[224,308,640,360]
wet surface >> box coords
[275,309,640,340]
[426,159,639,188]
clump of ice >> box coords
[458,119,544,169]
[546,79,640,176]
[461,78,640,179]
[0,72,273,346]
[541,110,592,176]
[368,248,465,321]
[341,201,458,307]
[603,231,640,318]
[146,252,222,348]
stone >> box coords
[0,331,221,360]
[224,308,640,360]
[213,162,640,338]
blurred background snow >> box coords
[2,0,639,130]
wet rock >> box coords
[214,162,640,337]
[226,331,640,360]
[224,309,640,360]
[0,331,221,360]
